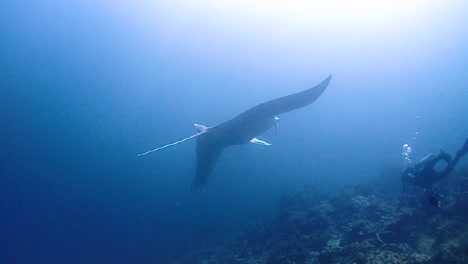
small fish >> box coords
[428,195,441,207]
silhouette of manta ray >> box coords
[138,75,332,188]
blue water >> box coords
[1,1,467,263]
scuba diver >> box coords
[401,137,468,207]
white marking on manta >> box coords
[138,75,332,188]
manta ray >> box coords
[139,75,332,188]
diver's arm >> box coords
[401,167,414,193]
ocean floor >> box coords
[170,168,468,264]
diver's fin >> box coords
[452,137,468,167]
[460,137,468,155]
[137,131,206,157]
[250,138,272,146]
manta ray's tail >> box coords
[137,130,206,157]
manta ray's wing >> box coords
[235,74,332,120]
[192,132,226,189]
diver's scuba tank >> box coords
[415,153,436,170]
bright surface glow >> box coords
[104,0,444,48]
[104,0,467,96]
[219,0,427,19]
[208,0,433,28]
[107,0,433,22]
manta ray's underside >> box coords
[139,75,332,188]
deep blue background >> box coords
[1,1,467,263]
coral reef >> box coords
[172,174,468,264]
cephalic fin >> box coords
[194,123,209,132]
[250,137,272,146]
